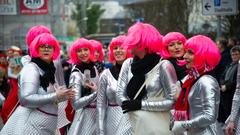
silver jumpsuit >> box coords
[178,75,220,135]
[228,60,240,134]
[0,62,60,135]
[68,65,99,135]
[97,69,132,135]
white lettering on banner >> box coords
[202,0,238,15]
[0,0,17,15]
[23,0,44,9]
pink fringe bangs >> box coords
[89,40,104,62]
[109,35,132,63]
[161,32,186,59]
[68,38,95,64]
[184,35,221,71]
[29,33,60,60]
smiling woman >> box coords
[172,35,221,135]
[97,35,132,135]
[67,38,100,135]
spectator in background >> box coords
[103,43,113,69]
[228,37,237,50]
[0,52,9,100]
[215,38,232,83]
[0,64,9,105]
[0,52,8,67]
[0,46,23,124]
[215,38,232,124]
[218,46,240,127]
[225,57,240,135]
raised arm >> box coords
[19,63,58,108]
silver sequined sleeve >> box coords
[141,60,177,111]
[19,63,58,108]
[116,59,132,104]
[181,75,220,129]
[229,60,240,122]
[54,58,66,87]
[97,70,108,135]
[69,69,97,110]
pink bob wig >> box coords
[26,25,52,47]
[68,38,95,64]
[123,22,163,53]
[184,35,221,72]
[89,40,104,62]
[161,32,186,59]
[29,33,60,60]
[109,35,132,63]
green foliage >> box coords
[71,3,104,36]
[71,3,82,29]
[86,4,105,35]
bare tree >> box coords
[124,0,190,35]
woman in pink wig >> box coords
[172,35,221,135]
[22,25,52,65]
[161,32,187,84]
[89,39,105,74]
[97,35,132,135]
[0,33,75,135]
[67,38,99,135]
[117,22,178,135]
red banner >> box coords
[20,0,48,15]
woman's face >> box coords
[131,46,146,59]
[77,47,91,63]
[38,44,54,63]
[183,49,194,69]
[113,45,127,64]
[94,50,100,62]
[167,40,184,58]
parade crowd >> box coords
[0,22,240,135]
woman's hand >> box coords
[121,100,141,113]
[84,81,97,91]
[225,121,235,135]
[55,87,75,103]
[171,121,185,133]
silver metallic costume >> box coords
[117,58,177,111]
[67,65,99,135]
[21,55,69,128]
[97,69,132,135]
[179,75,220,135]
[0,62,60,135]
[228,60,240,134]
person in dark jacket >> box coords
[218,46,240,124]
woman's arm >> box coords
[97,70,108,135]
[116,59,132,104]
[19,63,58,108]
[182,76,220,129]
